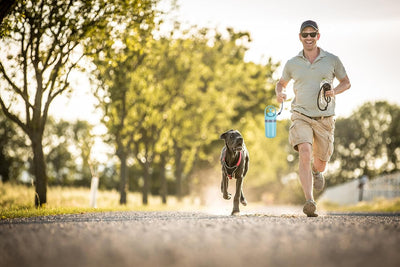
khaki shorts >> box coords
[289,111,335,162]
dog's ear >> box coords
[220,129,233,140]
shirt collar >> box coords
[297,47,327,61]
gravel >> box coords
[1,209,399,267]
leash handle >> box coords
[317,82,332,111]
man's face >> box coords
[299,26,320,51]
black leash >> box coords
[317,83,332,111]
[277,102,283,116]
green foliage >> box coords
[330,101,400,185]
[89,17,287,203]
[86,0,161,204]
[43,118,96,186]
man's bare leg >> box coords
[298,143,313,201]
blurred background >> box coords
[0,0,399,210]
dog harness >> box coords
[221,150,242,179]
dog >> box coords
[220,129,249,215]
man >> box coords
[275,20,351,217]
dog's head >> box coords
[220,129,244,152]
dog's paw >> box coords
[231,210,240,216]
[240,198,248,206]
[223,193,232,200]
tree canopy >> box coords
[329,101,400,185]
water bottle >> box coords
[264,104,283,138]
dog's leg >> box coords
[241,152,249,206]
[240,188,247,206]
[221,172,231,200]
[231,177,243,215]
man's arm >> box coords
[275,78,288,103]
[326,75,351,97]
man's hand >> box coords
[276,92,287,103]
[325,89,335,97]
[275,78,288,103]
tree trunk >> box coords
[174,143,183,201]
[0,153,10,182]
[142,161,150,205]
[160,153,167,204]
[31,134,47,207]
[118,148,127,205]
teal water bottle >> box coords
[264,104,283,138]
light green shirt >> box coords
[282,48,347,117]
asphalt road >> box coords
[1,208,399,267]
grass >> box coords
[320,197,400,213]
[0,182,202,220]
[1,182,400,220]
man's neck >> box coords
[303,47,320,63]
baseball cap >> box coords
[300,20,319,32]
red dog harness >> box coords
[221,150,242,179]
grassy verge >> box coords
[0,182,202,220]
[320,197,400,213]
[2,183,400,220]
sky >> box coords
[54,0,400,122]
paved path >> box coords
[1,209,399,267]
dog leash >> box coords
[317,82,332,111]
[221,150,242,179]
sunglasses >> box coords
[301,32,318,38]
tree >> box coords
[89,0,160,204]
[136,30,202,202]
[0,0,137,207]
[43,118,95,186]
[44,118,74,185]
[330,101,400,185]
[128,26,282,202]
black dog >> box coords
[220,129,249,215]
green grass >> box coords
[321,197,400,213]
[0,182,202,220]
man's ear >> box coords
[220,129,233,140]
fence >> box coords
[363,172,400,201]
[319,172,400,205]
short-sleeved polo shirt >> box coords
[282,48,347,117]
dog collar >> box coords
[222,150,243,179]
